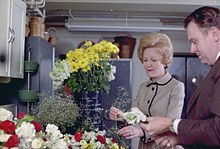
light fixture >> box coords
[65,16,185,32]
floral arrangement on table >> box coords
[49,40,119,94]
[0,108,124,149]
[0,108,67,148]
[64,129,125,149]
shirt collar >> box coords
[146,72,172,86]
[216,51,220,61]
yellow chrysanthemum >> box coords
[50,40,119,93]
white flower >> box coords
[45,124,63,142]
[0,108,13,121]
[111,65,116,74]
[0,133,11,142]
[15,122,36,142]
[52,139,67,148]
[108,65,116,81]
[31,138,43,149]
[49,60,71,89]
[123,107,147,125]
[96,141,102,148]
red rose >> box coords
[111,138,117,143]
[31,121,42,132]
[4,134,19,148]
[65,85,72,96]
[74,131,83,142]
[0,120,16,134]
[17,112,26,119]
[97,135,106,144]
[68,144,73,149]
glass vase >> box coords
[76,91,103,130]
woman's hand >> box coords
[109,107,124,121]
[154,132,179,148]
[140,116,172,136]
[117,125,144,139]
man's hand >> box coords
[140,116,172,136]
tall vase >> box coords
[76,91,103,129]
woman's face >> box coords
[142,48,166,80]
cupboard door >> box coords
[0,0,11,77]
[10,0,26,78]
[0,0,26,78]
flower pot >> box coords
[18,90,38,102]
[24,61,38,73]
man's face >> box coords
[186,21,218,65]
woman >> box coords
[109,32,185,149]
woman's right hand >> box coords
[109,107,124,121]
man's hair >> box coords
[184,6,220,30]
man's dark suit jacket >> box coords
[176,58,220,149]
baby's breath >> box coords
[112,86,131,112]
[32,89,79,131]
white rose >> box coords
[31,138,43,149]
[0,108,13,121]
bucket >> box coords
[18,90,38,102]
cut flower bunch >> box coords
[65,129,125,149]
[50,40,119,93]
[0,108,124,149]
[0,108,67,149]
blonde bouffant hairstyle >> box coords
[138,32,174,68]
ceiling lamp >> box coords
[65,15,185,32]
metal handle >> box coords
[11,28,15,43]
[8,27,13,43]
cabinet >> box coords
[0,0,26,78]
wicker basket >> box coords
[48,27,58,46]
[29,16,45,38]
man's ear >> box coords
[209,26,220,42]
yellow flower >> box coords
[80,140,89,148]
[50,40,119,93]
[113,143,119,149]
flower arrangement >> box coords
[0,108,67,149]
[32,89,79,131]
[64,129,125,149]
[49,40,119,93]
[0,108,124,149]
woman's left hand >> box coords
[117,125,144,139]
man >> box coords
[140,6,220,149]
